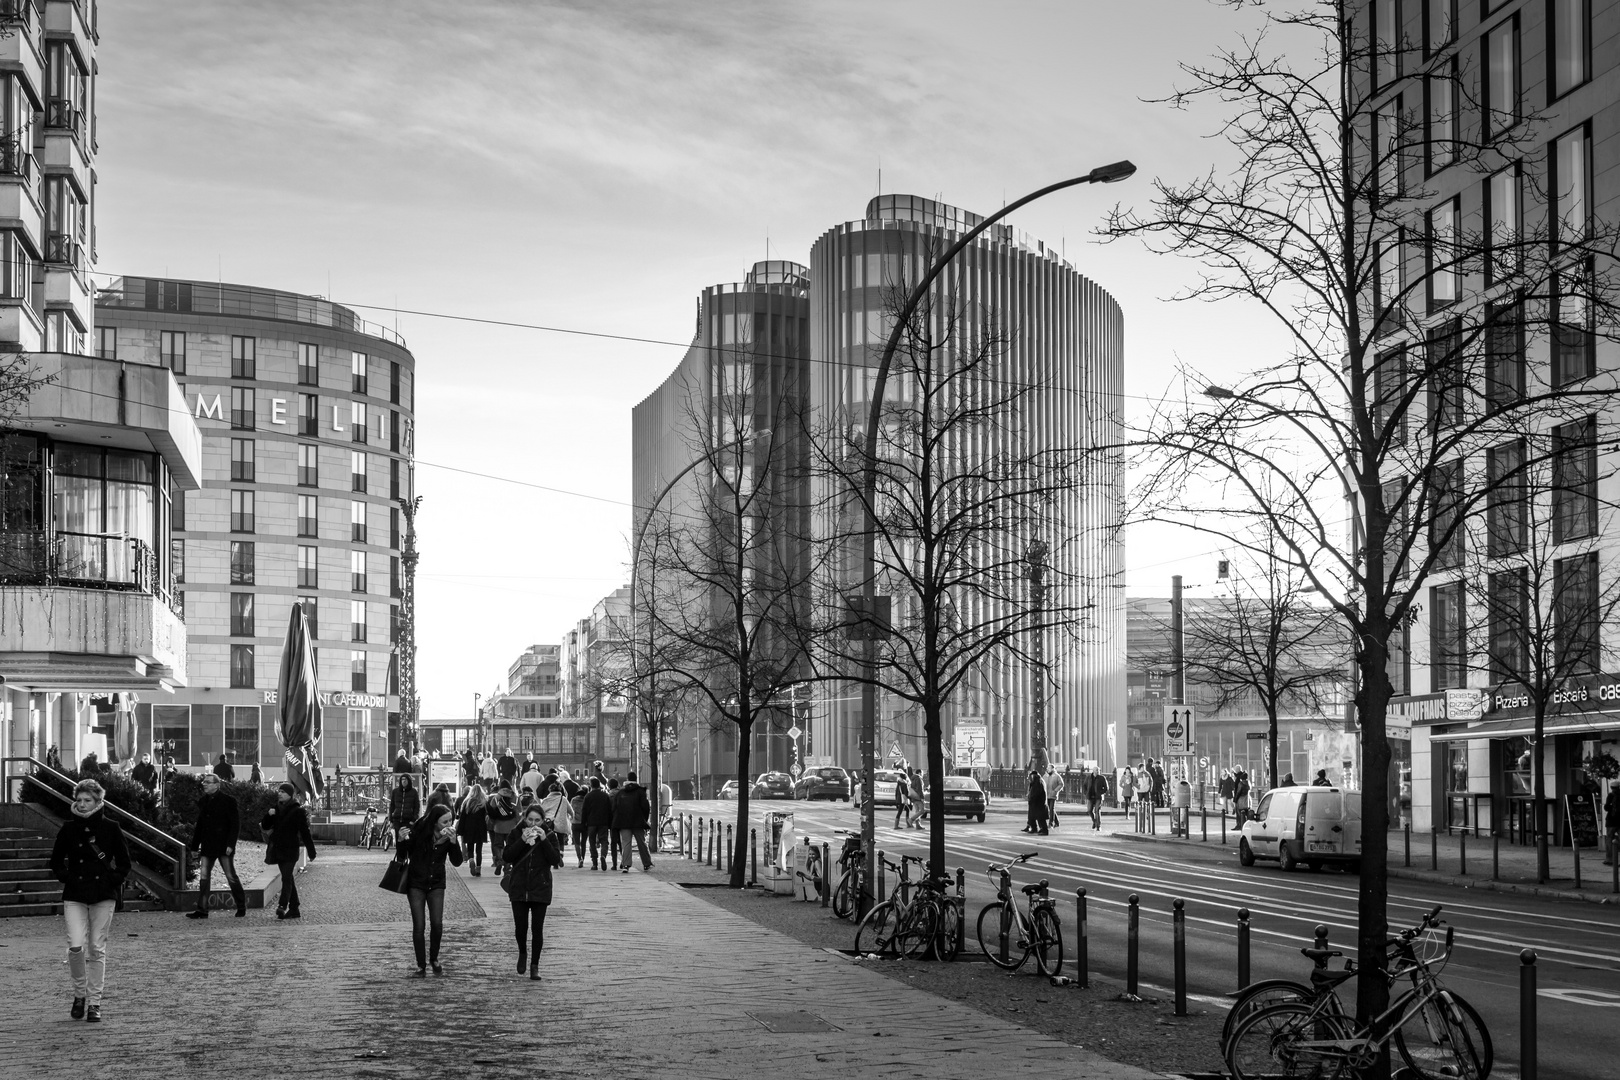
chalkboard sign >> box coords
[1565,795,1601,848]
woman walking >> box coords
[503,805,564,980]
[486,780,519,876]
[50,779,130,1022]
[460,748,479,790]
[403,803,463,976]
[538,780,574,852]
[455,781,489,876]
[1024,769,1049,835]
[261,783,316,919]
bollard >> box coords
[1202,807,1208,842]
[822,842,831,907]
[1521,949,1538,1080]
[750,827,758,886]
[877,849,887,904]
[1221,810,1228,845]
[1237,907,1251,989]
[956,867,967,942]
[1574,838,1582,890]
[696,818,703,863]
[1127,893,1140,997]
[726,824,733,873]
[1431,829,1438,871]
[709,820,717,868]
[1612,835,1618,895]
[1494,833,1500,881]
[1314,923,1330,953]
[1173,899,1187,1016]
[1459,831,1467,876]
[1076,887,1089,988]
[1404,822,1411,867]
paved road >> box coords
[675,797,1620,1080]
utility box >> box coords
[763,811,795,868]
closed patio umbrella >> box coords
[275,600,324,799]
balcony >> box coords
[0,6,44,105]
[41,108,90,197]
[44,1,93,73]
[0,576,187,692]
[0,531,180,618]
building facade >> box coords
[557,585,631,772]
[94,277,417,778]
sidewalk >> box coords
[0,843,1172,1080]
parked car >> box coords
[868,769,903,807]
[717,780,740,801]
[919,775,987,822]
[1238,786,1362,873]
[794,766,852,802]
[752,771,795,800]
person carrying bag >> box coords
[501,805,564,981]
[485,781,519,878]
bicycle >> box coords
[357,802,384,850]
[854,854,954,959]
[974,852,1063,975]
[1225,911,1492,1080]
[829,830,865,921]
[657,811,678,853]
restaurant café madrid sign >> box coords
[262,689,388,710]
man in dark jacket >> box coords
[261,784,317,919]
[611,772,654,872]
[580,777,616,871]
[1085,767,1109,831]
[213,754,236,781]
[389,769,421,842]
[497,747,519,788]
[130,753,158,792]
[187,772,245,918]
[50,779,131,1022]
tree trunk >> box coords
[648,714,662,834]
[1267,711,1280,791]
[925,699,947,880]
[1533,723,1549,884]
[1353,629,1393,1080]
[731,716,753,889]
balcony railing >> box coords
[0,531,182,618]
[45,100,82,141]
[44,232,81,270]
[0,0,31,27]
[0,134,33,181]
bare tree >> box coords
[1104,1,1620,1045]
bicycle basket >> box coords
[1411,927,1451,972]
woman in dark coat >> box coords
[455,781,489,876]
[50,779,130,1022]
[503,804,563,980]
[1024,770,1049,835]
[187,771,244,918]
[403,803,463,976]
[260,783,316,919]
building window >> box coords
[1373,0,1402,91]
[1554,552,1600,675]
[230,387,254,431]
[1424,0,1455,56]
[350,599,367,642]
[376,409,390,450]
[298,393,318,437]
[230,644,255,689]
[298,343,318,386]
[297,494,318,538]
[390,604,400,644]
[351,401,367,444]
[1488,568,1526,682]
[171,538,185,584]
[1380,479,1407,582]
[229,540,255,585]
[1426,199,1458,309]
[1549,0,1591,100]
[230,490,255,533]
[351,499,367,543]
[231,335,256,380]
[1426,318,1462,430]
[390,507,400,549]
[298,545,319,589]
[1374,347,1407,445]
[1485,162,1521,284]
[389,410,399,453]
[350,650,367,692]
[161,331,186,374]
[1374,96,1406,201]
[347,708,370,768]
[1483,15,1520,141]
[1375,232,1405,337]
[351,549,367,593]
[389,457,401,499]
[230,438,255,482]
[1425,59,1456,174]
[1428,458,1463,570]
[231,592,255,637]
[152,705,191,767]
[391,555,401,597]
[1430,581,1466,690]
[1551,123,1591,252]
[390,361,401,405]
[1552,416,1597,543]
[1484,301,1523,409]
[351,451,367,493]
[225,706,260,766]
[351,351,368,395]
[298,444,319,487]
[97,326,116,360]
[1553,261,1595,386]
[301,596,319,638]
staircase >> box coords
[0,827,62,917]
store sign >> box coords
[1445,689,1485,722]
[1483,672,1620,720]
[1388,693,1447,724]
[262,690,387,710]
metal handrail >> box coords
[2,756,189,890]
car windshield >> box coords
[941,776,979,790]
[874,770,900,783]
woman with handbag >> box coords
[485,780,519,877]
[261,783,317,919]
[402,803,463,976]
[455,782,489,876]
[502,805,563,980]
[49,779,130,1022]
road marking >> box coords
[1539,988,1620,1007]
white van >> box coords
[1238,785,1362,873]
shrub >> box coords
[41,766,160,824]
[159,774,281,843]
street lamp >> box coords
[853,161,1137,912]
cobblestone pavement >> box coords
[0,845,1171,1080]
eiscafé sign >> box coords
[262,690,387,710]
[1484,672,1620,719]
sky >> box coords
[96,0,1296,719]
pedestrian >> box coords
[402,803,463,976]
[427,783,453,812]
[567,780,587,866]
[186,772,245,918]
[612,770,653,872]
[1085,766,1108,830]
[1281,772,1297,787]
[519,762,546,801]
[1118,766,1136,812]
[261,782,316,920]
[1043,765,1063,830]
[580,777,615,871]
[479,750,498,786]
[1604,785,1620,866]
[539,779,574,856]
[389,766,421,843]
[497,747,518,788]
[1024,770,1049,835]
[502,804,564,981]
[1219,769,1236,814]
[50,779,130,1023]
[461,749,479,789]
[605,778,623,866]
[46,744,64,771]
[485,781,520,876]
[893,769,912,830]
[455,781,489,876]
[130,753,158,792]
[212,753,235,782]
[1233,767,1251,820]
[1147,758,1166,808]
[1312,769,1331,787]
[249,760,262,785]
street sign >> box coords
[954,723,988,769]
[790,762,803,778]
[1163,706,1196,756]
[1246,732,1267,740]
[786,725,802,739]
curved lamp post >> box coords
[853,161,1136,912]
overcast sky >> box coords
[97,0,1290,719]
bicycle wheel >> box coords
[936,900,964,961]
[1226,1002,1352,1080]
[1031,905,1064,976]
[1221,980,1315,1053]
[893,901,937,959]
[659,817,677,852]
[854,901,899,956]
[976,902,1028,970]
[1394,991,1493,1080]
[831,874,856,920]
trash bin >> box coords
[1173,779,1193,836]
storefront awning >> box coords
[1427,714,1620,742]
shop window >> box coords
[225,706,260,765]
[1503,735,1533,796]
[1445,743,1470,829]
[151,704,191,767]
[348,708,370,767]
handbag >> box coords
[378,851,410,894]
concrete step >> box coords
[0,838,52,851]
[0,857,52,872]
[0,886,63,905]
[0,902,62,917]
[0,868,55,883]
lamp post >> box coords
[853,161,1136,913]
[473,692,482,756]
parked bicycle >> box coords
[657,811,678,853]
[854,854,958,960]
[1224,906,1492,1080]
[357,801,390,850]
[830,830,865,921]
[974,851,1063,975]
